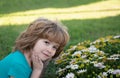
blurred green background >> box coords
[0,0,120,77]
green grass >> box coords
[64,15,120,46]
[0,25,27,58]
[0,0,120,78]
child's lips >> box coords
[42,52,50,57]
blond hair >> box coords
[13,17,69,58]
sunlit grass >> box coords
[0,0,120,26]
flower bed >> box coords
[55,35,120,78]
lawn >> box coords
[0,0,120,78]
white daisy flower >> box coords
[102,72,108,76]
[65,73,75,78]
[113,35,120,39]
[94,62,106,69]
[77,69,87,74]
[88,45,99,53]
[70,64,79,70]
[112,69,120,74]
[72,51,82,57]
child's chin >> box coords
[41,58,49,62]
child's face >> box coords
[32,39,59,61]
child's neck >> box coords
[23,51,32,68]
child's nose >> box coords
[47,45,54,53]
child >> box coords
[0,17,69,78]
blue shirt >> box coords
[0,50,32,78]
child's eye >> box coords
[44,41,49,44]
[53,46,58,50]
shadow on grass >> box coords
[0,0,101,14]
